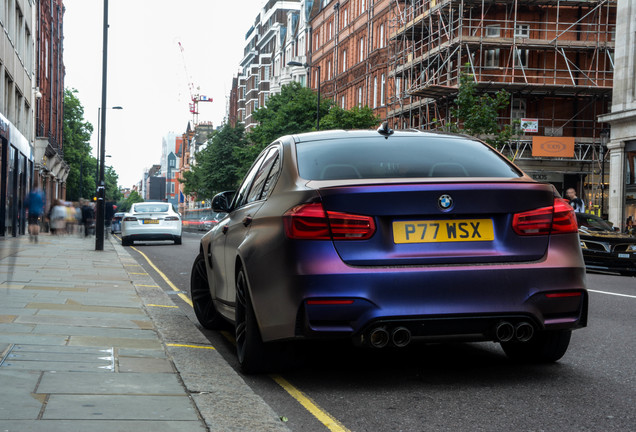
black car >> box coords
[576,213,636,275]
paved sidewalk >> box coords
[0,233,289,432]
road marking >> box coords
[137,284,160,288]
[147,304,179,308]
[167,343,216,350]
[128,243,347,432]
[271,375,351,432]
[588,289,636,299]
[130,246,193,307]
[129,272,149,275]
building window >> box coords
[395,77,401,99]
[381,74,386,106]
[358,86,363,107]
[379,24,385,48]
[329,21,332,40]
[361,0,366,13]
[373,76,378,108]
[515,24,530,38]
[327,60,332,79]
[486,25,500,38]
[359,37,364,62]
[485,49,500,68]
[343,8,348,28]
[342,49,347,72]
[511,99,526,122]
[341,95,346,109]
[515,48,529,68]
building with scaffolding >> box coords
[388,0,616,214]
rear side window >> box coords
[296,136,522,180]
[134,204,170,213]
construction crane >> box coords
[178,41,213,124]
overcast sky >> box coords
[63,1,261,187]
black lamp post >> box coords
[287,61,321,130]
[96,0,110,251]
[96,106,122,189]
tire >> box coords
[121,236,132,246]
[235,268,268,374]
[501,330,572,363]
[190,252,225,329]
[174,236,182,245]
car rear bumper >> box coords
[246,234,587,343]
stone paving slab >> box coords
[42,395,199,420]
[37,372,185,394]
[0,420,207,432]
[0,370,44,420]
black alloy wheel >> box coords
[190,252,224,329]
[235,268,267,374]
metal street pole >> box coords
[315,65,321,131]
[96,0,109,251]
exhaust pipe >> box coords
[495,321,515,342]
[515,322,534,342]
[368,327,390,348]
[391,327,411,348]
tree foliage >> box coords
[181,122,249,200]
[443,66,516,148]
[63,88,95,201]
[248,81,331,150]
[320,105,380,130]
[63,88,121,201]
[181,83,385,201]
[116,190,144,213]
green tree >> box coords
[320,105,380,130]
[181,122,249,199]
[63,88,96,201]
[248,81,331,150]
[104,166,122,202]
[442,66,515,148]
[116,190,144,213]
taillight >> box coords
[123,216,137,222]
[512,198,578,236]
[284,203,376,240]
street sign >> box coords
[521,118,538,133]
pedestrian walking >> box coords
[565,188,585,213]
[25,180,45,242]
[81,199,95,237]
[50,200,67,235]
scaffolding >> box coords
[388,0,616,212]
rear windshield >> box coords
[134,204,170,213]
[296,136,522,180]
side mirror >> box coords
[212,191,235,213]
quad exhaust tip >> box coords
[368,326,412,348]
[369,327,390,348]
[495,321,534,342]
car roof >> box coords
[285,129,477,144]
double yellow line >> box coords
[126,240,350,432]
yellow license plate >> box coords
[393,219,494,244]
[143,219,160,224]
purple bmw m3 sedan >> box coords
[190,127,587,373]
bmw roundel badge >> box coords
[438,194,453,210]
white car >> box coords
[121,202,182,246]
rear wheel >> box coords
[501,330,572,363]
[174,236,182,245]
[121,236,132,246]
[190,252,225,329]
[235,268,268,374]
